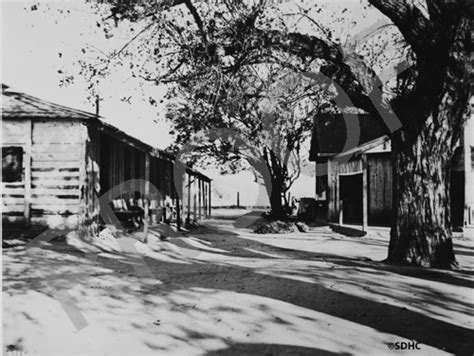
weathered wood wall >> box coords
[326,153,392,226]
[2,118,85,228]
[99,132,147,199]
[327,157,364,223]
[3,119,212,231]
[367,152,392,226]
[31,119,85,228]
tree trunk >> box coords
[268,175,285,218]
[389,52,470,268]
[389,117,457,268]
[258,148,288,219]
[387,14,471,268]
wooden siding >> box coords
[327,153,392,226]
[327,157,364,222]
[367,153,392,226]
[32,120,85,144]
[2,119,85,228]
[3,118,212,231]
[30,120,85,228]
[99,133,147,199]
[2,119,29,144]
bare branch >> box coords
[183,0,207,44]
[368,0,434,54]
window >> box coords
[2,146,23,182]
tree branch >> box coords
[368,0,434,54]
[183,0,207,44]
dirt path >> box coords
[3,212,473,355]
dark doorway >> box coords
[340,173,363,225]
[451,171,465,229]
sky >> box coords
[1,0,394,206]
[1,0,174,149]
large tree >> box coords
[83,0,472,267]
[168,64,328,217]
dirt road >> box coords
[3,211,473,355]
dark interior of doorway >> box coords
[340,173,363,225]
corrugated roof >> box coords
[2,84,98,120]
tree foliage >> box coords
[79,0,473,267]
[167,60,333,214]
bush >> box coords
[253,221,298,234]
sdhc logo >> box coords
[387,341,421,350]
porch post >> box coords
[176,168,182,231]
[198,178,202,220]
[143,152,150,242]
[193,177,197,221]
[187,174,191,222]
[335,168,341,225]
[193,194,197,221]
[362,154,368,231]
[176,194,181,231]
[208,181,212,217]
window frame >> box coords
[2,145,25,183]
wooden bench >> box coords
[109,198,178,229]
[110,198,144,230]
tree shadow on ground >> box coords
[204,343,351,355]
[334,258,474,289]
[185,222,474,289]
[3,221,473,355]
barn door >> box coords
[339,173,363,225]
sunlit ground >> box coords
[3,209,473,355]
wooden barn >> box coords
[310,110,472,231]
[310,111,391,229]
[1,84,211,232]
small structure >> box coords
[2,84,211,232]
[309,111,390,229]
[309,109,473,232]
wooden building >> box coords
[310,110,472,231]
[2,85,211,231]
